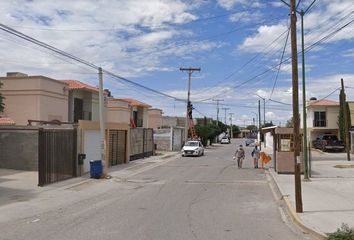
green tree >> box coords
[195,122,222,146]
[286,117,294,128]
[0,81,4,113]
[339,89,351,146]
[246,125,257,131]
[261,121,275,128]
[231,125,240,138]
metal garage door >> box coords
[109,130,127,166]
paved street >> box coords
[0,139,306,240]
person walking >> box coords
[251,146,260,169]
[234,145,245,169]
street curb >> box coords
[267,169,327,240]
[160,152,179,159]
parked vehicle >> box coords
[181,141,204,157]
[313,134,345,152]
[245,139,255,146]
[220,137,230,144]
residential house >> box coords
[302,98,340,141]
[61,80,99,123]
[106,98,131,124]
[0,72,68,125]
[122,98,151,128]
[148,108,163,129]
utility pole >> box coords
[300,9,309,180]
[212,99,224,126]
[229,113,234,138]
[341,78,351,161]
[255,93,266,126]
[222,107,230,125]
[290,0,303,213]
[258,100,262,151]
[299,0,316,181]
[180,67,201,142]
[98,67,107,175]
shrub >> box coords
[327,224,354,240]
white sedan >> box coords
[181,141,204,157]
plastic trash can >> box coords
[90,160,103,179]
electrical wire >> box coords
[0,23,186,102]
[197,14,354,102]
[269,26,290,99]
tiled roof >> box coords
[308,99,339,107]
[120,98,151,108]
[0,117,15,125]
[61,80,98,93]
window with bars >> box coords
[314,111,326,127]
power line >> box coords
[269,26,290,99]
[197,15,354,102]
[199,26,290,93]
[0,23,186,102]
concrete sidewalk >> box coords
[0,151,179,207]
[269,160,354,238]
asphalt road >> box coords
[0,139,307,240]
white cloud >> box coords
[239,24,288,52]
[229,11,263,23]
[0,0,206,79]
[343,49,354,58]
[217,0,263,10]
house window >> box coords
[74,98,84,123]
[314,111,326,127]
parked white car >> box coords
[220,137,230,144]
[181,141,204,157]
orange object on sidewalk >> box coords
[260,152,272,168]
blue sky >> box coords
[0,0,354,126]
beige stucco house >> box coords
[106,98,131,124]
[302,98,340,141]
[61,80,99,123]
[0,72,68,125]
[121,98,151,128]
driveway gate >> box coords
[38,128,77,186]
[109,129,127,166]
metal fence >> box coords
[130,128,153,160]
[108,129,127,166]
[38,128,77,186]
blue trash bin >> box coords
[90,160,103,179]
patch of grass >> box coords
[327,224,354,240]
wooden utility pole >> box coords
[180,67,201,142]
[222,107,230,125]
[212,99,224,126]
[229,113,234,138]
[341,78,351,161]
[290,0,303,213]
